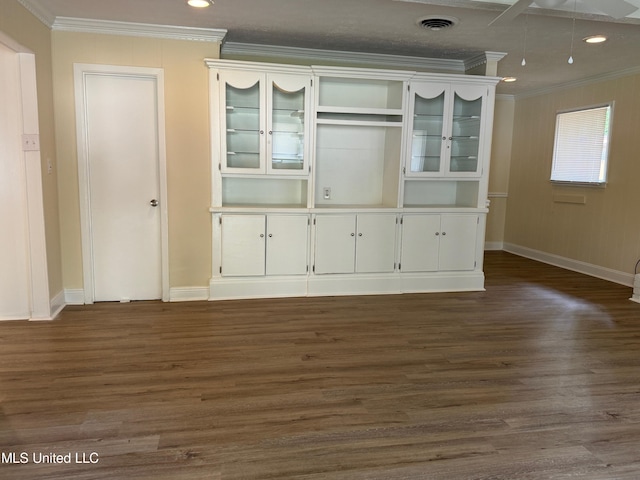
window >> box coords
[550,104,612,185]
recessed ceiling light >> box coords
[502,77,517,83]
[583,35,607,44]
[187,0,213,7]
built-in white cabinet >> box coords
[314,214,397,274]
[220,214,309,277]
[207,59,499,301]
[400,214,479,273]
[219,70,312,175]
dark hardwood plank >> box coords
[1,252,639,479]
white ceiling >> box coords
[18,0,640,95]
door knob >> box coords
[150,199,158,207]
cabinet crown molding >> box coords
[52,17,227,43]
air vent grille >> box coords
[417,16,458,31]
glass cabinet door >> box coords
[223,79,263,171]
[449,89,483,174]
[270,84,305,172]
[410,90,446,174]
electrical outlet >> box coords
[22,134,40,151]
[323,187,331,200]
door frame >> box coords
[0,31,51,320]
[74,63,169,304]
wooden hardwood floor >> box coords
[1,251,640,479]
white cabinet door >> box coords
[400,214,440,273]
[355,214,397,273]
[406,83,449,176]
[266,215,309,275]
[219,70,312,176]
[221,215,266,276]
[400,214,478,272]
[448,84,487,177]
[220,70,265,174]
[439,214,478,271]
[314,215,356,274]
[267,74,312,175]
[405,82,488,178]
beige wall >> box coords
[52,32,221,290]
[0,0,64,300]
[486,96,515,248]
[505,73,640,276]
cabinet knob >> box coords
[260,234,264,238]
[358,233,363,237]
[442,232,447,236]
[260,130,264,135]
[268,130,273,135]
[351,233,355,237]
[442,136,446,140]
[268,233,273,237]
[435,232,440,236]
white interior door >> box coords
[0,41,30,319]
[78,67,166,302]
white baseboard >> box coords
[503,243,635,287]
[65,287,212,303]
[64,289,85,305]
[50,289,66,319]
[169,287,210,302]
[485,241,504,251]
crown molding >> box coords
[464,51,508,71]
[17,0,56,27]
[51,17,227,43]
[516,65,640,99]
[221,42,466,73]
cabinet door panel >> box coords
[268,74,311,174]
[355,214,397,273]
[449,85,487,176]
[439,214,478,271]
[407,83,449,176]
[314,215,356,274]
[266,215,308,276]
[221,215,265,276]
[400,214,440,272]
[220,71,265,174]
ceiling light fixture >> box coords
[502,77,517,83]
[568,0,577,64]
[583,35,607,44]
[187,0,213,7]
[521,15,528,66]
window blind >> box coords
[551,105,611,184]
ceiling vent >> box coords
[417,16,458,31]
